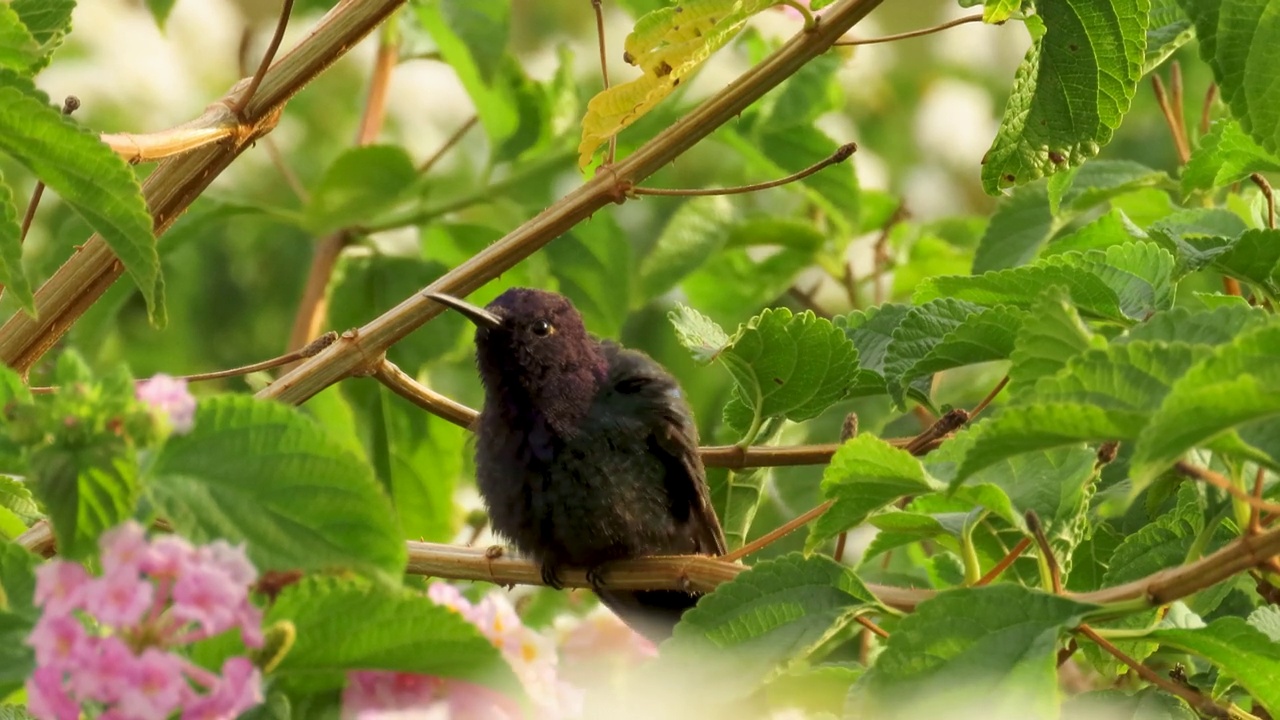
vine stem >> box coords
[256,0,889,406]
[233,0,296,115]
[630,143,856,196]
[833,13,985,46]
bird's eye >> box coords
[531,320,553,337]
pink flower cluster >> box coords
[342,584,583,719]
[135,374,197,435]
[26,521,264,720]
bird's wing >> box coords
[602,342,728,557]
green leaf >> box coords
[1119,304,1270,346]
[9,0,74,70]
[853,585,1095,718]
[547,212,632,338]
[1211,229,1280,299]
[415,1,516,147]
[28,440,137,561]
[972,180,1053,272]
[0,476,39,526]
[669,303,731,364]
[267,576,521,697]
[916,262,1126,322]
[0,71,163,324]
[837,303,910,399]
[1065,688,1195,720]
[1048,160,1170,216]
[638,197,734,300]
[1144,0,1195,72]
[0,5,41,71]
[716,308,860,437]
[659,553,879,703]
[306,145,417,235]
[1180,0,1280,156]
[0,541,38,698]
[807,436,940,553]
[1249,606,1280,642]
[1151,618,1280,716]
[0,172,32,313]
[145,396,406,583]
[144,0,178,27]
[1182,120,1280,194]
[1043,207,1149,257]
[883,299,1025,407]
[1132,323,1280,487]
[981,0,1150,192]
[984,0,1022,24]
[1007,286,1102,395]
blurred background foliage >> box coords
[0,0,1217,565]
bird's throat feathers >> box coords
[475,326,608,437]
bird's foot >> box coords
[585,562,613,592]
[540,562,565,590]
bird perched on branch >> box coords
[428,287,726,641]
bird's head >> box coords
[428,288,607,429]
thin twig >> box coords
[418,115,479,175]
[1251,467,1268,535]
[1249,173,1276,230]
[630,143,856,196]
[833,13,985,45]
[233,0,296,115]
[239,25,308,203]
[1176,461,1280,516]
[1026,510,1061,594]
[904,408,968,455]
[871,204,905,305]
[355,23,399,146]
[372,358,479,429]
[787,284,830,317]
[833,413,859,563]
[1200,83,1218,137]
[855,615,890,639]
[974,536,1031,586]
[1076,625,1230,718]
[590,0,615,165]
[28,333,339,394]
[719,500,833,563]
[18,97,79,243]
[1151,73,1191,164]
[1169,62,1187,151]
[969,375,1009,420]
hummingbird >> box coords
[427,287,726,641]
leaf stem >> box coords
[720,500,834,563]
[1249,173,1276,230]
[833,13,985,46]
[969,375,1009,419]
[630,143,856,197]
[1025,510,1062,594]
[417,115,479,175]
[960,510,987,585]
[974,536,1031,586]
[590,0,616,165]
[1151,72,1191,165]
[233,0,296,116]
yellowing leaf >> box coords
[578,0,774,168]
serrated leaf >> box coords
[0,70,163,324]
[0,5,40,71]
[0,541,38,697]
[0,173,32,313]
[306,145,417,235]
[1068,241,1177,319]
[836,303,905,398]
[669,303,730,363]
[1180,0,1280,156]
[267,576,521,698]
[718,308,860,437]
[1145,0,1195,72]
[1182,120,1280,194]
[853,585,1095,719]
[1118,305,1271,346]
[0,476,39,525]
[578,0,774,168]
[639,197,734,300]
[28,441,137,562]
[657,553,879,704]
[1132,323,1280,487]
[9,0,74,71]
[883,299,1025,407]
[1248,606,1280,642]
[981,0,1150,192]
[916,263,1126,321]
[145,396,406,583]
[1008,286,1102,395]
[972,180,1053,272]
[1151,618,1280,716]
[1211,228,1280,299]
[807,436,940,552]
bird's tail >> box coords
[595,588,701,643]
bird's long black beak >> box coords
[426,292,503,329]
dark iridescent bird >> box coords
[427,287,726,641]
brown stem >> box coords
[418,115,479,175]
[871,203,904,305]
[355,32,398,146]
[1176,461,1280,516]
[28,332,338,393]
[1151,74,1191,164]
[1200,83,1218,137]
[974,536,1031,586]
[786,284,830,317]
[257,0,888,406]
[904,408,967,455]
[969,375,1009,420]
[372,358,479,429]
[288,230,354,353]
[855,615,890,639]
[1169,61,1187,150]
[833,13,985,46]
[1076,624,1230,718]
[233,0,296,115]
[720,500,833,563]
[1224,277,1243,296]
[590,0,615,165]
[1250,173,1276,230]
[1026,510,1062,594]
[1251,467,1268,535]
[631,142,856,196]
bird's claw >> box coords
[585,563,609,592]
[540,562,564,590]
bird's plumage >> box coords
[433,287,725,641]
